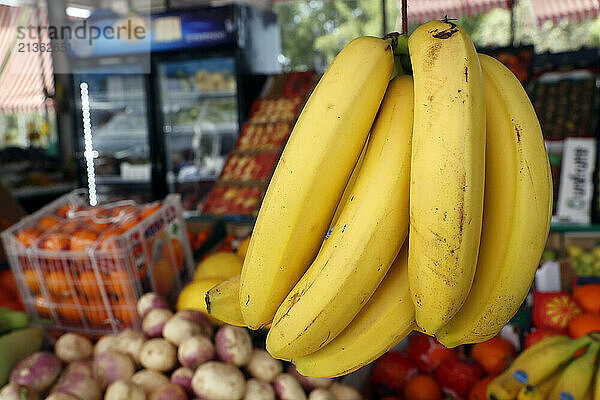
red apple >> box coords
[434,357,484,399]
[370,352,418,396]
[405,333,457,373]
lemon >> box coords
[193,252,242,281]
[176,278,224,324]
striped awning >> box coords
[529,0,600,25]
[0,4,54,113]
[406,0,511,24]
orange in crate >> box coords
[85,298,111,326]
[139,203,161,220]
[112,299,136,325]
[59,297,85,322]
[23,269,40,294]
[34,295,53,318]
[60,220,81,234]
[568,313,600,338]
[151,258,174,297]
[16,228,40,247]
[46,270,72,298]
[163,238,184,271]
[70,229,99,252]
[39,215,61,231]
[55,204,80,219]
[107,269,134,299]
[77,270,104,299]
[40,233,70,251]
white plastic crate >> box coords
[1,189,194,336]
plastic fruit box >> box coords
[0,189,194,336]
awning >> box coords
[0,4,54,113]
[529,0,600,25]
[405,0,511,24]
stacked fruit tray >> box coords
[203,75,315,216]
[0,189,194,335]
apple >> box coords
[370,352,418,396]
[405,333,457,373]
[434,357,484,399]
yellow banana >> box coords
[436,54,552,347]
[240,36,394,329]
[206,275,246,327]
[407,21,486,334]
[292,243,415,378]
[550,341,599,400]
[488,336,591,400]
[517,386,544,400]
[266,75,413,359]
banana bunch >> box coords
[489,334,600,400]
[205,20,552,378]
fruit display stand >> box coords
[0,189,195,336]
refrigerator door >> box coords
[73,67,153,204]
[157,57,239,211]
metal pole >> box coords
[510,0,516,46]
[402,0,408,34]
[382,0,387,36]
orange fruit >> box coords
[85,298,111,325]
[59,297,85,322]
[471,337,515,375]
[139,203,161,220]
[98,229,121,251]
[163,238,184,271]
[151,258,174,297]
[404,375,442,400]
[111,204,138,219]
[46,270,71,297]
[16,228,40,247]
[112,299,136,326]
[468,376,495,400]
[40,233,70,251]
[568,313,600,338]
[23,269,40,294]
[59,220,81,234]
[87,217,112,232]
[573,284,600,313]
[35,295,53,318]
[107,269,134,299]
[39,215,61,231]
[56,204,80,219]
[118,215,139,233]
[70,229,99,252]
[77,270,104,299]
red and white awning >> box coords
[405,0,511,24]
[530,0,600,25]
[0,5,54,113]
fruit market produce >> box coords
[565,246,600,277]
[238,19,551,377]
[0,292,360,400]
[487,335,592,398]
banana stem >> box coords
[383,32,412,76]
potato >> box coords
[243,379,275,400]
[176,310,214,338]
[95,335,119,357]
[214,326,252,366]
[93,351,135,389]
[139,339,177,372]
[246,350,282,382]
[137,293,169,318]
[149,383,187,400]
[163,316,201,346]
[178,335,214,369]
[62,360,94,380]
[55,333,93,363]
[116,329,146,363]
[143,309,173,339]
[10,352,61,393]
[308,389,335,400]
[132,370,170,395]
[288,365,332,390]
[104,379,146,400]
[170,367,193,396]
[45,394,79,400]
[52,375,102,400]
[328,383,361,400]
[0,383,38,400]
[192,361,245,400]
[273,374,306,400]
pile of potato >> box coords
[0,293,362,400]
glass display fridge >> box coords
[69,4,281,209]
